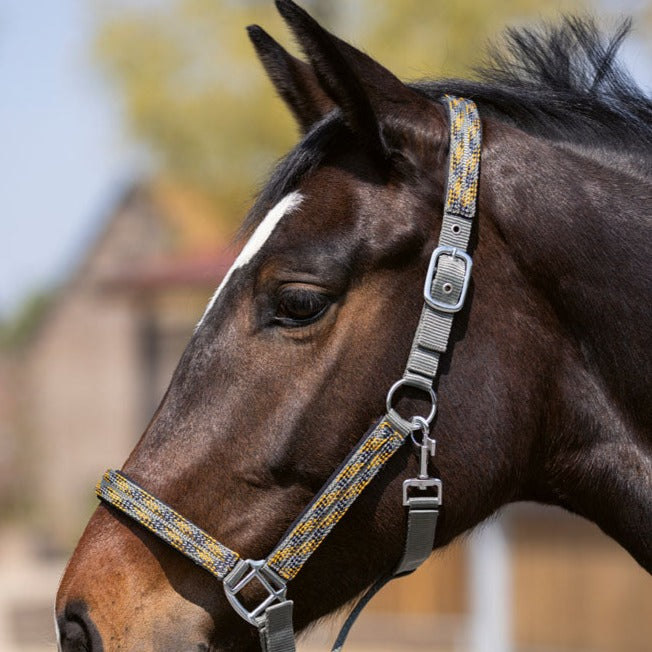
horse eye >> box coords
[274,287,331,326]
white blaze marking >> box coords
[196,191,303,328]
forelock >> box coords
[238,113,349,241]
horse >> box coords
[56,1,651,650]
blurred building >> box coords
[1,180,650,651]
[19,181,234,545]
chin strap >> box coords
[96,95,481,652]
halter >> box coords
[96,95,481,651]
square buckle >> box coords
[423,245,473,313]
[402,477,442,509]
[224,559,287,626]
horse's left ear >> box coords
[275,0,442,162]
[247,25,336,133]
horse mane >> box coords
[242,16,651,237]
[416,16,652,156]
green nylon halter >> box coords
[96,95,482,652]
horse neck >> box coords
[483,121,650,426]
[481,120,652,571]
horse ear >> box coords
[274,0,437,159]
[247,25,336,133]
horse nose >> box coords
[57,601,104,652]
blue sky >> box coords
[0,0,138,319]
[0,0,650,320]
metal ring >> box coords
[385,378,437,431]
[410,415,430,434]
[409,416,430,446]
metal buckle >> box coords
[423,245,473,313]
[224,559,287,626]
[403,477,442,508]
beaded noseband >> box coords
[96,95,481,652]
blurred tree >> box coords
[0,291,52,351]
[95,0,596,225]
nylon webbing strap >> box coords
[394,506,440,575]
[404,95,481,391]
[266,419,407,581]
[96,470,240,580]
[96,419,407,652]
[258,601,295,652]
[396,94,480,584]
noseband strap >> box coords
[97,469,240,579]
[96,95,481,652]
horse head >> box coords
[56,1,652,650]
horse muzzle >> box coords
[55,505,226,652]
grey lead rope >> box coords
[331,576,392,652]
[330,505,440,651]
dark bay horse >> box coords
[56,1,651,650]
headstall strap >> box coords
[96,95,481,652]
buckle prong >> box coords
[424,245,473,313]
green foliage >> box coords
[0,291,52,351]
[95,0,588,223]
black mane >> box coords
[416,17,652,155]
[242,16,651,236]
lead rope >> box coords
[95,95,481,652]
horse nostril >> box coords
[59,619,88,651]
[58,601,103,652]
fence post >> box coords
[468,517,513,652]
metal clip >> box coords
[418,433,436,477]
[402,429,442,508]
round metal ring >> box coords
[410,415,430,434]
[385,378,437,431]
[409,415,431,446]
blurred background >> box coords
[0,1,650,650]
